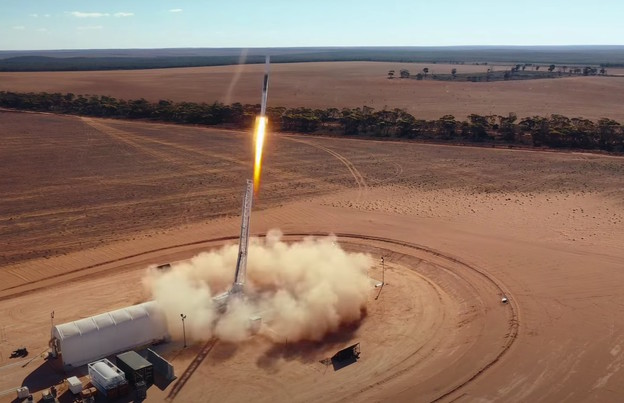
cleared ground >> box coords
[1,62,624,121]
[1,111,624,402]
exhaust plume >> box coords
[143,230,372,343]
[253,116,267,194]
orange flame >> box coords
[253,116,267,194]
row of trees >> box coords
[390,64,607,82]
[388,68,430,80]
[1,91,623,152]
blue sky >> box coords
[1,0,623,50]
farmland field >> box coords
[1,103,624,402]
[2,61,624,121]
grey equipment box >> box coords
[115,351,154,387]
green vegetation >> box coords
[1,91,623,152]
[394,63,609,82]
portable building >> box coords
[51,301,169,368]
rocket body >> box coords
[260,56,270,116]
[254,56,270,195]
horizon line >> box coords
[2,44,624,53]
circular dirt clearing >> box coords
[160,234,518,403]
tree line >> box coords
[389,64,608,82]
[1,91,623,152]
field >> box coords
[2,62,624,122]
[2,110,624,402]
[2,46,624,70]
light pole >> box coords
[180,314,187,348]
[381,257,385,285]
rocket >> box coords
[253,56,270,195]
[260,55,270,116]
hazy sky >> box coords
[1,0,623,50]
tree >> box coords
[451,68,457,78]
[467,114,489,141]
[282,107,320,132]
[395,112,417,138]
[422,67,429,77]
[600,67,606,75]
[399,69,410,78]
[437,115,457,139]
[387,70,395,79]
[340,108,363,135]
[519,116,549,147]
[548,64,556,72]
[499,113,517,142]
[597,118,621,150]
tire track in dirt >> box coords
[335,234,519,403]
[283,136,369,200]
[81,118,221,176]
[91,119,332,189]
[0,118,336,222]
[0,232,517,403]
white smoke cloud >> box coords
[143,230,372,343]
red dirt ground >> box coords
[1,111,624,402]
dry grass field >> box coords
[2,110,624,402]
[1,62,624,121]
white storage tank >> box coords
[88,358,125,389]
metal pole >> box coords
[381,257,385,285]
[180,314,187,348]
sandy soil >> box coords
[1,62,624,121]
[2,112,624,402]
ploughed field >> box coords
[2,111,623,268]
[1,61,624,121]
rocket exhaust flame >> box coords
[253,116,267,193]
[253,56,270,194]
